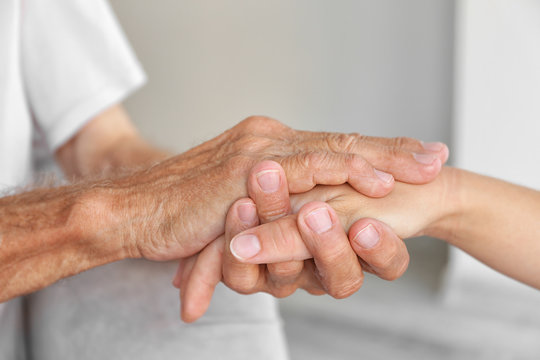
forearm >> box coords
[91,136,170,176]
[435,169,540,288]
[0,184,128,302]
[56,104,170,179]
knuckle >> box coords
[383,255,410,281]
[316,241,351,266]
[370,243,399,270]
[269,262,302,279]
[329,276,364,299]
[346,153,370,172]
[259,206,289,222]
[223,273,258,294]
[391,136,420,149]
[268,284,298,298]
[384,146,404,161]
[273,219,302,257]
[240,116,282,132]
[300,151,329,170]
[233,134,268,154]
[305,287,326,296]
[225,154,253,176]
[241,116,266,129]
[277,156,315,192]
[326,133,357,153]
[377,147,409,168]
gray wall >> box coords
[109,1,454,358]
[111,0,453,151]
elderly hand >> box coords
[174,160,451,322]
[116,116,447,261]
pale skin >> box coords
[0,105,449,303]
[178,163,540,322]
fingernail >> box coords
[421,141,444,152]
[256,170,280,193]
[237,202,257,224]
[413,153,437,165]
[305,207,333,234]
[374,169,393,184]
[230,234,261,260]
[353,224,380,249]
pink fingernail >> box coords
[237,202,257,224]
[421,141,444,152]
[374,169,393,184]
[305,208,333,234]
[353,224,380,249]
[413,153,437,165]
[230,234,261,260]
[256,170,280,193]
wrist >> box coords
[102,166,187,261]
[423,167,466,242]
[0,184,131,302]
[74,184,135,262]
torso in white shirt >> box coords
[0,0,33,190]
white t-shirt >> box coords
[0,0,145,190]
[0,0,145,317]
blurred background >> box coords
[107,0,540,358]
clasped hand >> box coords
[167,119,448,322]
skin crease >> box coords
[178,166,540,322]
[0,104,450,303]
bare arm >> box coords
[55,104,169,178]
[432,169,540,287]
[0,111,448,302]
[0,104,166,302]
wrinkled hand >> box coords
[174,161,425,322]
[119,116,447,261]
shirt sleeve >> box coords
[20,0,146,150]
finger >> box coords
[267,261,305,287]
[300,259,328,296]
[279,152,395,197]
[178,254,197,316]
[248,160,305,286]
[247,160,291,222]
[361,146,444,184]
[172,260,184,289]
[296,202,364,298]
[229,214,310,264]
[348,218,410,281]
[311,132,449,166]
[358,135,449,163]
[355,137,449,181]
[260,262,323,298]
[181,236,225,323]
[223,198,263,294]
[300,133,448,185]
[373,138,450,165]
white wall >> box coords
[447,0,540,310]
